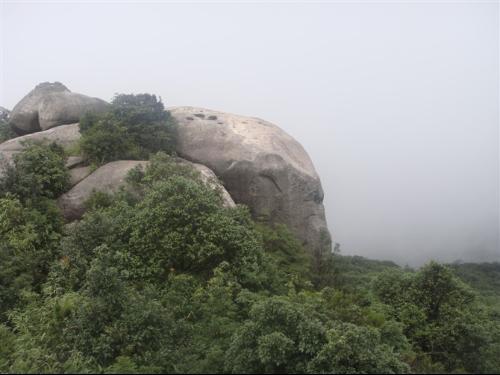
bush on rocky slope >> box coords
[79,94,176,164]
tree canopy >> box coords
[0,96,498,374]
[79,94,176,165]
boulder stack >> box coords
[9,82,108,134]
[0,83,332,253]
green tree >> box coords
[308,322,409,374]
[79,94,176,164]
[110,93,176,155]
[0,118,15,143]
[0,141,69,201]
[79,117,135,164]
[128,176,263,283]
[0,196,63,321]
[256,223,312,282]
[374,262,496,373]
[225,296,327,373]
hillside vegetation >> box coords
[0,96,498,374]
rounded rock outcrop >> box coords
[57,158,235,221]
[169,106,331,252]
[0,123,82,178]
[57,160,148,220]
[0,123,81,153]
[2,82,332,253]
[9,82,108,134]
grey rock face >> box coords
[0,123,81,152]
[9,82,108,134]
[69,166,92,187]
[65,156,85,169]
[2,84,331,253]
[58,160,148,220]
[58,158,235,221]
[38,91,108,131]
[170,106,331,253]
[189,161,235,208]
[0,123,81,178]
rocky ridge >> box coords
[0,83,331,253]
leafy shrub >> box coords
[0,140,499,373]
[225,295,409,374]
[225,296,327,373]
[0,142,67,321]
[110,94,176,154]
[256,223,312,279]
[0,118,15,143]
[307,322,409,374]
[373,262,498,373]
[79,117,135,164]
[0,195,63,320]
[0,141,69,201]
[83,190,115,211]
[79,94,176,164]
[127,152,199,187]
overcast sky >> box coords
[1,1,498,265]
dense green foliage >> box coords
[0,141,69,201]
[0,117,15,143]
[449,262,500,297]
[0,195,63,321]
[0,142,67,322]
[373,264,496,373]
[0,101,498,373]
[79,94,176,164]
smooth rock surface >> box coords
[58,160,148,220]
[0,124,81,178]
[0,123,81,152]
[189,161,235,208]
[3,84,331,252]
[58,158,235,220]
[65,156,85,169]
[69,166,92,187]
[169,106,331,252]
[9,82,108,134]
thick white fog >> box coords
[1,1,498,265]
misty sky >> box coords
[1,1,498,265]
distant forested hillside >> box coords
[449,262,500,297]
[332,255,500,300]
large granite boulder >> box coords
[0,123,81,153]
[9,82,108,134]
[170,106,331,252]
[0,123,81,177]
[69,166,92,187]
[58,160,148,220]
[190,160,236,208]
[57,158,235,220]
[2,82,332,253]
